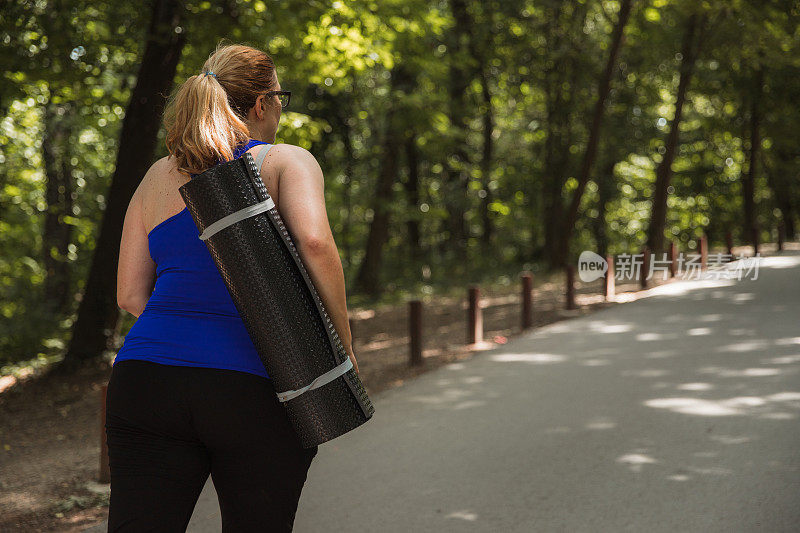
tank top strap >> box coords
[254,143,273,170]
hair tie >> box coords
[202,70,217,79]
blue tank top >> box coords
[114,139,271,378]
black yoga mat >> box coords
[178,151,374,448]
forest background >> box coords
[1,0,798,372]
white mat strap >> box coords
[276,357,354,403]
[198,198,275,241]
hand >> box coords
[346,346,360,375]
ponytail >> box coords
[163,41,277,177]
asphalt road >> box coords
[87,251,800,532]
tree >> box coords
[646,9,707,254]
[556,0,634,266]
[355,64,417,295]
[61,0,186,369]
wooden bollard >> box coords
[725,231,734,258]
[521,272,533,330]
[752,226,760,256]
[668,241,678,277]
[604,255,615,301]
[467,286,483,345]
[640,247,650,289]
[778,224,785,252]
[565,265,576,310]
[409,300,423,366]
[99,384,110,483]
[700,235,708,271]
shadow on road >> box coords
[291,252,800,532]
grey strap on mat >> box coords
[198,144,275,241]
[275,357,354,403]
[198,198,274,241]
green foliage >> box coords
[1,0,799,365]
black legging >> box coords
[104,359,318,532]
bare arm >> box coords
[271,145,359,374]
[117,175,156,317]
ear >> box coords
[254,94,265,119]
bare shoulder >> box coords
[154,154,185,180]
[133,155,187,226]
[268,143,323,180]
[137,155,177,189]
[268,143,316,161]
[130,157,162,203]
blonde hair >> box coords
[163,40,277,176]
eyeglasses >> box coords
[264,90,291,109]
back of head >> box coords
[163,40,276,176]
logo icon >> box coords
[578,251,608,282]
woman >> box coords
[107,41,359,532]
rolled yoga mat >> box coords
[178,148,374,448]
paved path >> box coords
[87,252,800,532]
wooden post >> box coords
[467,286,483,345]
[725,231,734,259]
[778,224,785,252]
[521,272,533,330]
[752,225,760,256]
[700,235,708,271]
[604,255,615,301]
[565,266,576,310]
[640,247,650,289]
[409,300,423,366]
[668,241,678,277]
[99,384,110,483]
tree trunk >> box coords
[541,81,565,264]
[354,65,415,296]
[540,0,590,268]
[763,147,796,240]
[340,108,356,268]
[461,3,496,248]
[61,0,186,370]
[478,65,495,246]
[404,133,422,261]
[646,12,702,254]
[593,159,617,258]
[743,65,763,248]
[556,0,632,266]
[443,0,475,261]
[42,101,75,311]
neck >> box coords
[245,123,264,142]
